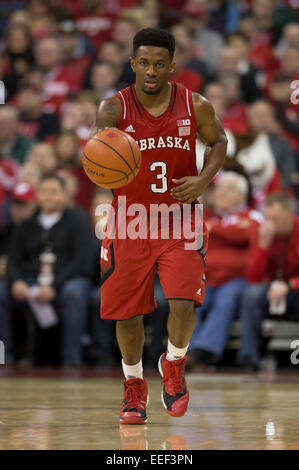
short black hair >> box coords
[133,28,175,62]
[39,173,66,190]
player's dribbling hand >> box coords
[171,176,206,204]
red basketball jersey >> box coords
[114,82,198,208]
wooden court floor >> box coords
[0,372,299,450]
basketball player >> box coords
[92,29,227,424]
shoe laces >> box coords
[124,380,144,409]
[163,358,185,394]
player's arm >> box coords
[171,93,227,204]
[91,96,122,135]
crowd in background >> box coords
[0,0,298,370]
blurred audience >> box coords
[1,0,298,369]
[188,171,261,369]
[238,193,299,368]
[0,181,37,362]
[17,83,60,142]
[0,105,35,164]
[3,174,94,366]
[182,0,225,73]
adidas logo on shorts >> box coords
[125,125,135,133]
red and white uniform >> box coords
[100,82,208,320]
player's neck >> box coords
[134,82,172,114]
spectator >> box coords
[0,156,20,226]
[250,0,281,45]
[58,19,94,61]
[34,37,82,115]
[204,80,248,136]
[218,72,249,135]
[226,31,263,103]
[4,174,94,366]
[60,101,85,134]
[170,43,204,92]
[17,83,60,142]
[276,22,299,58]
[3,24,34,98]
[76,93,98,146]
[97,40,125,85]
[88,61,119,102]
[228,100,294,212]
[85,43,125,90]
[182,0,225,73]
[8,9,30,29]
[112,17,139,85]
[19,160,42,190]
[268,73,299,151]
[239,14,281,73]
[27,143,58,177]
[55,130,95,210]
[57,19,93,85]
[170,22,208,80]
[72,0,116,49]
[0,181,37,362]
[238,193,299,368]
[26,0,57,40]
[188,171,261,369]
[0,105,35,164]
[245,100,295,192]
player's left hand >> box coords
[171,176,206,204]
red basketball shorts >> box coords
[100,204,208,320]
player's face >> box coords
[131,46,175,95]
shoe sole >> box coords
[119,394,149,425]
[158,354,188,418]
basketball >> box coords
[82,128,141,189]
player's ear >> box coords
[130,56,136,72]
[169,61,175,74]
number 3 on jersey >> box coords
[150,161,168,193]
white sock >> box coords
[166,339,188,362]
[122,359,143,380]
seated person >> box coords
[238,193,299,368]
[3,174,94,366]
[0,182,37,362]
[188,171,261,368]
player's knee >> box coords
[169,300,195,318]
[117,314,143,331]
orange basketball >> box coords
[82,128,141,189]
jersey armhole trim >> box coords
[117,91,126,119]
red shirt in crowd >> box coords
[246,216,299,290]
[170,68,204,93]
[204,208,261,287]
[222,100,249,135]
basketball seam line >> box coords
[83,152,128,177]
[119,132,140,168]
[91,137,135,175]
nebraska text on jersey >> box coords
[138,136,190,151]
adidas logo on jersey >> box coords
[125,125,135,133]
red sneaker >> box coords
[158,351,189,417]
[119,378,148,425]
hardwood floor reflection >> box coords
[0,374,299,449]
